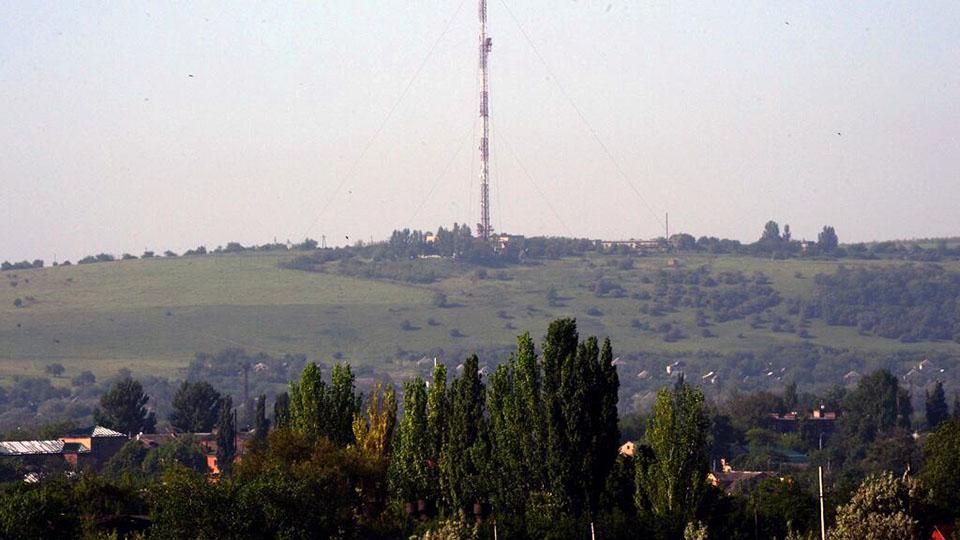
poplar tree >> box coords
[513,332,545,486]
[593,337,621,513]
[635,377,710,534]
[926,381,949,429]
[329,363,362,446]
[488,361,526,522]
[390,379,429,505]
[216,395,237,476]
[542,319,579,510]
[273,391,290,430]
[442,355,489,514]
[426,363,449,510]
[253,394,269,443]
[289,362,326,441]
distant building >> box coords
[707,458,778,495]
[600,239,663,252]
[0,425,127,470]
[767,407,839,443]
[136,430,254,475]
[496,233,523,251]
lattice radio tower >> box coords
[477,0,494,240]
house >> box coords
[0,425,127,470]
[768,407,839,443]
[843,370,862,385]
[618,441,636,458]
[136,430,254,475]
[706,459,777,495]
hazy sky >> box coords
[2,1,958,262]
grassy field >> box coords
[1,251,959,385]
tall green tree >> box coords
[441,354,489,514]
[760,220,781,243]
[289,362,326,441]
[426,363,449,508]
[818,225,839,253]
[513,332,545,487]
[94,377,157,435]
[487,360,526,525]
[538,320,621,519]
[541,319,580,511]
[920,419,960,514]
[390,378,429,505]
[592,337,621,515]
[254,393,270,443]
[169,380,222,433]
[557,338,596,515]
[274,391,290,429]
[925,381,949,429]
[328,364,362,446]
[636,377,710,536]
[216,396,237,475]
[842,370,912,444]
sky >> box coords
[1,1,959,262]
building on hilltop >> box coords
[599,239,664,253]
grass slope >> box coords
[1,251,959,385]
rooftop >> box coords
[0,439,90,456]
[62,425,127,438]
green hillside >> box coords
[2,250,959,389]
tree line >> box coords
[6,321,960,538]
[8,219,960,274]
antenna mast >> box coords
[477,0,493,240]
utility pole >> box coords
[819,465,827,540]
[477,0,493,240]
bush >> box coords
[44,363,65,377]
[586,307,604,317]
[433,293,448,308]
[449,328,465,338]
[71,370,96,387]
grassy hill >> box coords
[2,250,959,393]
